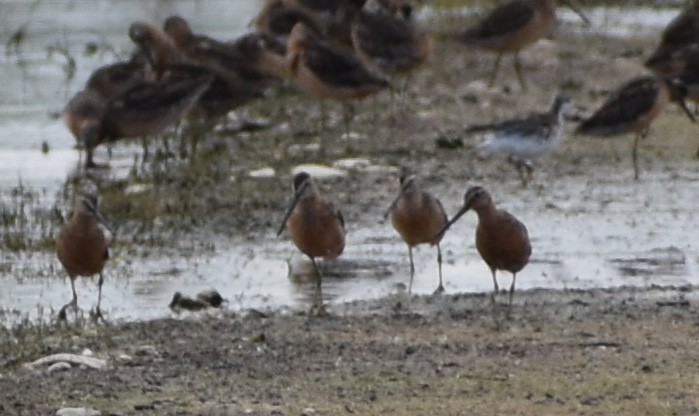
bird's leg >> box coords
[309,257,327,316]
[342,102,355,139]
[433,243,445,295]
[319,99,327,132]
[509,272,517,306]
[490,268,499,303]
[91,272,105,323]
[58,277,79,322]
[85,147,97,169]
[514,51,527,91]
[408,246,415,294]
[632,133,642,180]
[488,52,503,88]
[140,136,149,163]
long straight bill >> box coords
[276,181,310,236]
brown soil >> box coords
[2,6,699,416]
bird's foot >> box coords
[90,306,105,324]
[433,285,445,295]
[310,303,328,317]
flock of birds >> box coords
[55,0,699,319]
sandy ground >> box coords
[2,7,699,416]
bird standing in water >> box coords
[277,172,346,315]
[55,195,110,322]
[437,186,531,305]
[384,174,448,294]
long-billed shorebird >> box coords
[286,22,391,132]
[56,195,110,322]
[384,174,448,294]
[575,75,695,179]
[351,0,431,75]
[277,172,346,315]
[468,93,573,186]
[437,186,531,305]
[459,0,589,90]
[63,75,211,168]
[645,0,699,73]
[163,16,286,92]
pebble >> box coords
[301,407,316,416]
[117,354,133,364]
[134,345,159,357]
[47,362,72,374]
[55,407,101,416]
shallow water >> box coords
[1,1,697,327]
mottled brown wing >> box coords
[577,77,659,135]
[353,12,424,69]
[304,41,389,88]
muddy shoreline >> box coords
[2,285,698,415]
[2,3,699,414]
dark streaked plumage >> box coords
[646,0,699,72]
[287,22,390,100]
[351,0,431,74]
[575,75,695,179]
[460,0,588,89]
[63,76,211,167]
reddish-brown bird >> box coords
[56,195,110,322]
[460,0,588,90]
[438,186,531,305]
[384,174,448,294]
[277,172,346,314]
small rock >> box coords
[301,408,316,416]
[196,289,226,308]
[116,354,133,363]
[25,353,107,371]
[134,346,158,357]
[56,407,101,416]
[47,362,72,374]
[169,292,208,311]
[81,349,93,357]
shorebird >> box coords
[459,0,589,90]
[286,22,391,132]
[575,75,695,179]
[56,195,110,322]
[437,186,531,305]
[163,16,285,92]
[255,0,328,45]
[351,0,431,75]
[277,172,346,315]
[85,61,149,100]
[384,174,448,294]
[63,75,211,168]
[283,0,366,46]
[128,21,185,78]
[468,93,573,186]
[645,0,699,73]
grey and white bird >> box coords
[467,93,573,186]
